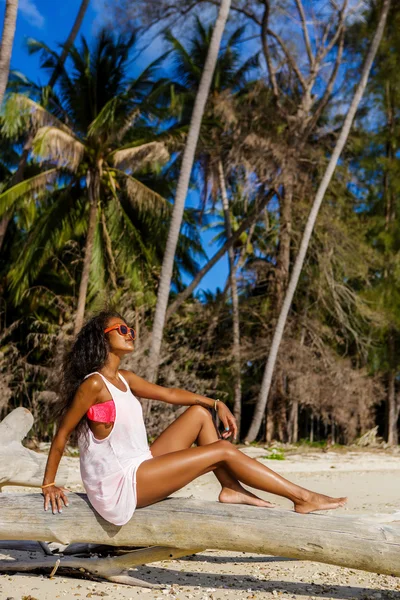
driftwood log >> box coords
[1,493,400,584]
[1,407,400,587]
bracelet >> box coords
[41,482,56,489]
[214,399,220,411]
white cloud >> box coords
[19,0,45,29]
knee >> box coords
[186,405,212,421]
[215,439,236,459]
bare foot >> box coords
[294,491,347,514]
[219,485,274,508]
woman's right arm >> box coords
[42,377,101,514]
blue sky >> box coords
[0,0,230,297]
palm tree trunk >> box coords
[387,329,398,445]
[287,325,305,444]
[383,80,398,445]
[288,399,298,444]
[144,0,232,401]
[74,169,100,336]
[265,399,274,444]
[218,159,242,438]
[243,0,391,443]
[310,413,315,443]
[48,0,90,87]
[0,0,18,107]
[275,375,288,442]
[275,171,293,316]
[0,213,9,250]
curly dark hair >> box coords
[51,308,127,451]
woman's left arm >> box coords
[121,369,237,439]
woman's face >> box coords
[104,316,135,355]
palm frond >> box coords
[111,141,169,172]
[7,70,41,97]
[230,56,260,90]
[165,30,202,84]
[105,192,155,273]
[110,106,140,144]
[33,126,85,171]
[112,168,171,218]
[2,94,73,138]
[87,96,121,139]
[6,185,83,305]
[225,24,247,48]
[0,169,59,219]
[126,50,171,100]
[26,38,62,73]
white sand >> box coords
[1,447,400,600]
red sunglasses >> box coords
[104,324,136,340]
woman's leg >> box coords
[137,439,347,514]
[150,405,273,507]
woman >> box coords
[42,309,347,525]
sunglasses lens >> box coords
[120,325,128,334]
[129,328,136,340]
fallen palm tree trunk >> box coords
[0,492,399,585]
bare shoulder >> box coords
[56,374,103,439]
[78,373,104,395]
[73,374,105,407]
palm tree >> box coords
[0,0,18,107]
[146,0,232,387]
[163,18,259,434]
[0,30,171,334]
[244,0,391,443]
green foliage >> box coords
[260,449,286,460]
[296,439,328,449]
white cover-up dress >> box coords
[78,370,154,526]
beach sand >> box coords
[1,446,400,600]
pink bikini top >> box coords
[85,371,129,423]
[87,399,116,423]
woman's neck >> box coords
[101,354,120,379]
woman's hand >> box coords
[216,401,238,440]
[42,485,70,514]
